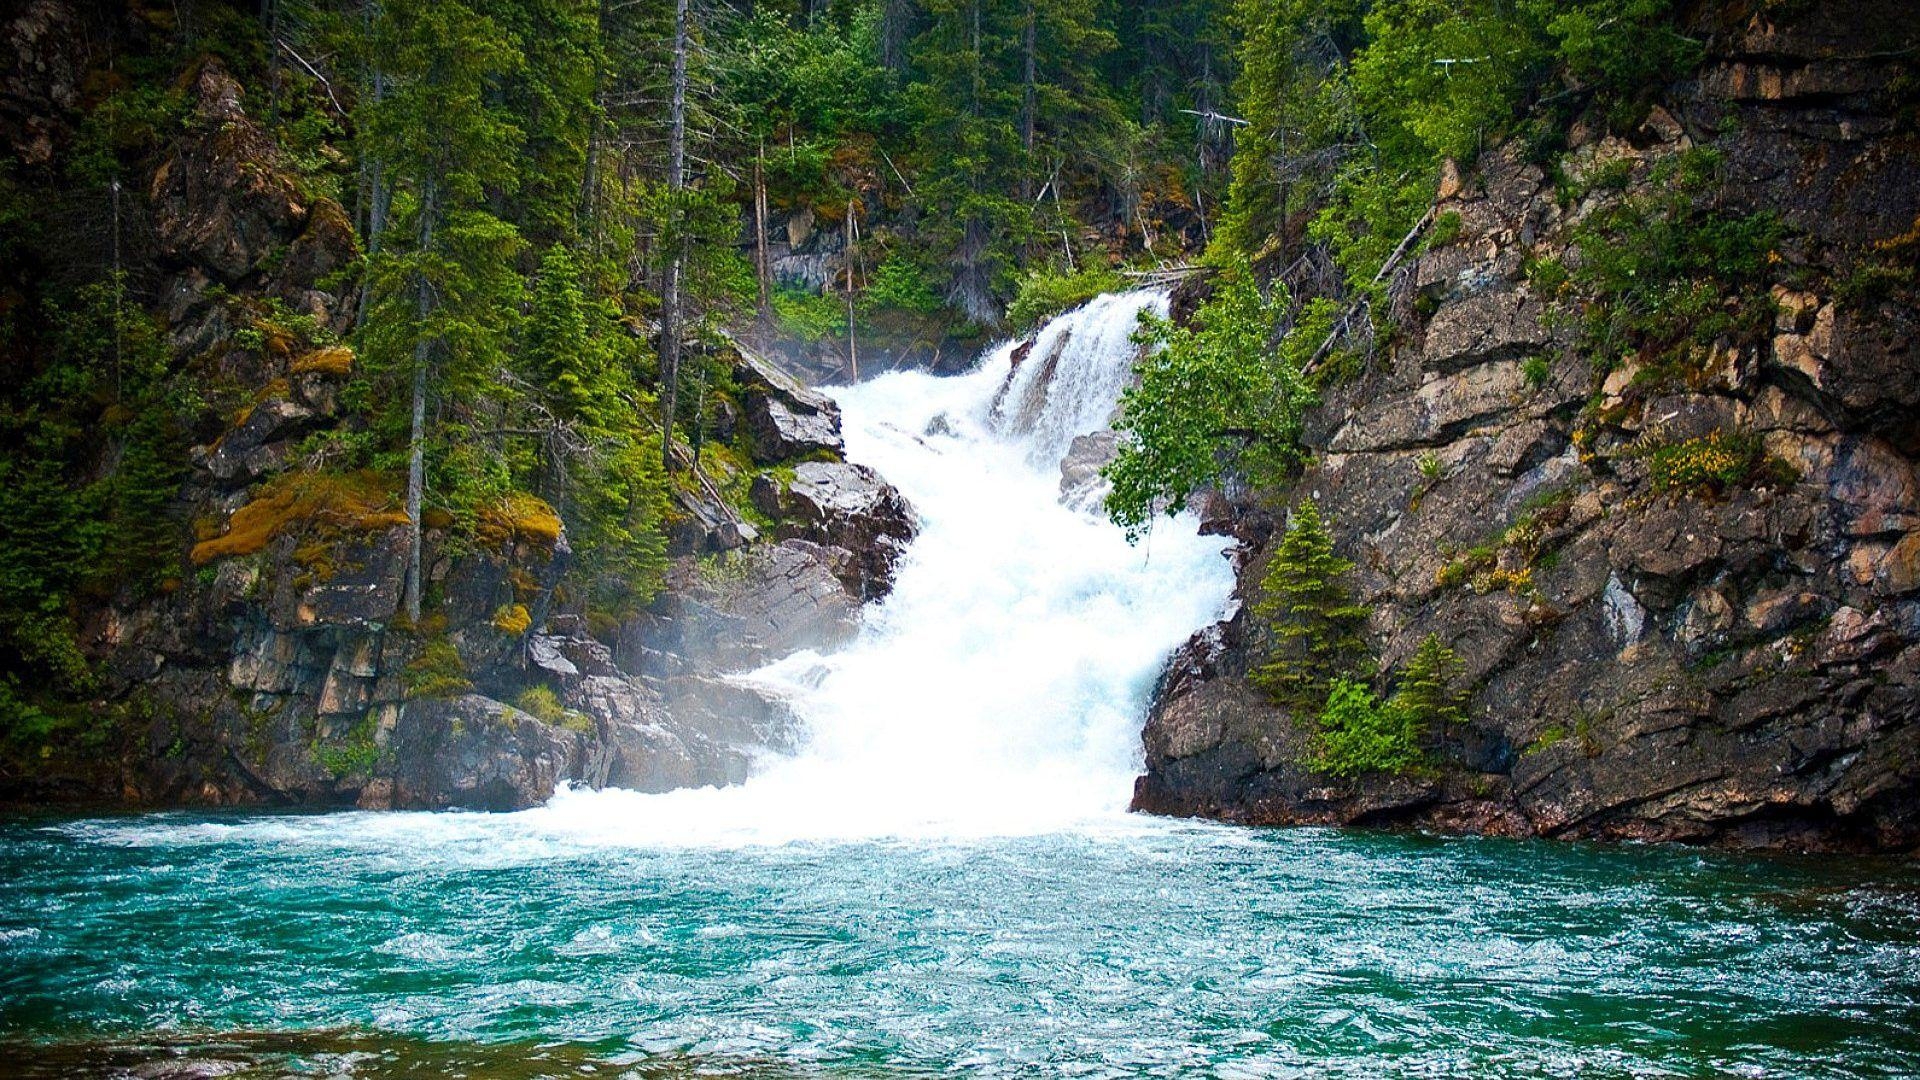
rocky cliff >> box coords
[0,49,917,812]
[1135,3,1920,852]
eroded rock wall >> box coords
[1136,3,1920,852]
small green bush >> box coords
[1424,211,1464,250]
[405,639,472,700]
[771,286,848,343]
[1105,260,1313,540]
[1522,355,1552,388]
[313,717,380,779]
[1311,679,1419,778]
[515,685,594,734]
[1308,635,1465,779]
[860,254,944,315]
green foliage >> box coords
[1249,502,1372,709]
[772,286,850,344]
[1564,149,1782,376]
[1423,211,1463,250]
[519,246,671,617]
[1215,0,1700,314]
[1006,263,1124,331]
[860,254,945,316]
[515,684,594,732]
[1310,678,1424,779]
[1104,261,1313,541]
[313,716,381,778]
[1216,0,1364,257]
[1394,634,1468,732]
[1308,634,1464,778]
[1522,355,1552,388]
[405,638,473,699]
[0,273,187,737]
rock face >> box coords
[733,341,846,463]
[371,695,594,812]
[1136,4,1920,853]
[627,539,862,677]
[752,462,918,600]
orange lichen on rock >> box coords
[491,603,533,636]
[230,377,292,427]
[477,492,564,550]
[290,345,354,377]
[191,470,411,565]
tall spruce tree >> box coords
[356,0,527,620]
[1216,0,1363,258]
[1249,500,1371,709]
[907,0,1026,325]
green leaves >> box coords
[1310,679,1424,779]
[1309,635,1466,780]
[1104,260,1313,541]
[1006,263,1124,332]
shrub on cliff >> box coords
[1250,502,1371,709]
[1311,634,1466,778]
[1312,679,1423,778]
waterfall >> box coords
[534,291,1235,844]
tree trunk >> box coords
[355,2,388,332]
[754,142,771,320]
[845,206,858,381]
[404,179,437,624]
[1019,0,1036,202]
[659,0,690,473]
[581,0,611,250]
[879,0,912,77]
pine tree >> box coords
[525,245,604,423]
[1249,500,1371,709]
[906,0,1028,325]
[356,0,527,621]
[1216,0,1363,258]
[1392,633,1466,733]
[484,0,602,245]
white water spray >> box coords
[531,291,1235,844]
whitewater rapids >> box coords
[505,289,1228,845]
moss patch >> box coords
[191,471,410,565]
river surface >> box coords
[3,813,1919,1077]
[4,294,1919,1076]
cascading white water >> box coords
[530,290,1235,844]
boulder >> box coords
[1059,431,1121,511]
[377,694,589,811]
[732,343,845,463]
[667,483,759,555]
[751,462,917,600]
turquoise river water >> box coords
[2,810,1919,1077]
